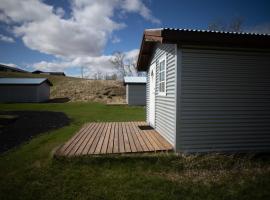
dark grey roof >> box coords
[149,28,270,36]
[137,28,270,70]
[0,64,28,73]
[0,78,53,86]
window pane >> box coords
[160,72,164,81]
[160,60,165,71]
[161,82,165,92]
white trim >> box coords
[158,54,167,96]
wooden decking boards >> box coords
[55,121,173,157]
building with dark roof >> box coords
[137,28,270,153]
[124,76,146,105]
[32,70,66,76]
[0,64,28,73]
[0,78,52,103]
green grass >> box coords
[0,103,269,200]
[0,114,18,119]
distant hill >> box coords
[0,72,125,103]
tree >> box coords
[208,17,244,32]
[110,51,125,79]
[228,17,244,32]
[80,66,84,78]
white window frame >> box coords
[158,55,166,96]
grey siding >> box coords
[146,43,177,146]
[0,83,50,103]
[178,47,270,152]
[126,84,146,105]
[146,70,150,123]
[37,82,50,102]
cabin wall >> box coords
[177,47,270,152]
[0,83,50,103]
[146,43,177,146]
[126,84,146,105]
[37,82,50,102]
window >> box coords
[158,56,166,95]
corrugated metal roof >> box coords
[147,28,270,36]
[124,76,146,84]
[0,78,52,86]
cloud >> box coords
[0,0,156,75]
[0,62,17,67]
[0,0,158,58]
[32,49,139,77]
[111,35,121,43]
[120,0,161,24]
[0,34,14,43]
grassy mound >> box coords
[0,72,125,103]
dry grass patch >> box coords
[0,72,126,103]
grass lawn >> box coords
[0,102,270,200]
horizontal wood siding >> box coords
[146,72,150,123]
[179,47,270,152]
[148,43,176,146]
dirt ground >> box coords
[0,111,70,153]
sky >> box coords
[0,0,270,77]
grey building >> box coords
[124,77,146,106]
[137,28,270,153]
[0,78,53,103]
[0,64,28,73]
[32,70,66,76]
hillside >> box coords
[0,72,125,103]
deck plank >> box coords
[94,122,109,154]
[57,123,89,156]
[74,123,98,155]
[56,121,172,156]
[122,122,131,152]
[87,122,106,154]
[65,124,92,156]
[82,122,104,155]
[118,122,125,153]
[113,122,119,153]
[107,122,115,154]
[125,122,137,152]
[135,121,156,151]
[130,121,149,152]
[128,122,143,152]
[100,123,112,154]
[138,121,160,151]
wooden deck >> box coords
[55,121,173,156]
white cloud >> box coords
[0,62,17,67]
[125,49,139,61]
[120,0,161,24]
[0,0,53,23]
[0,0,157,75]
[32,49,139,77]
[111,35,121,43]
[0,34,14,43]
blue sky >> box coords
[0,0,270,77]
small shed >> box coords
[0,78,53,103]
[124,77,146,106]
[137,28,270,153]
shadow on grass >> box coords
[46,97,70,103]
[0,111,71,153]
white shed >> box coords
[0,78,52,103]
[124,77,146,106]
[137,28,270,153]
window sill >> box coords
[158,92,166,96]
